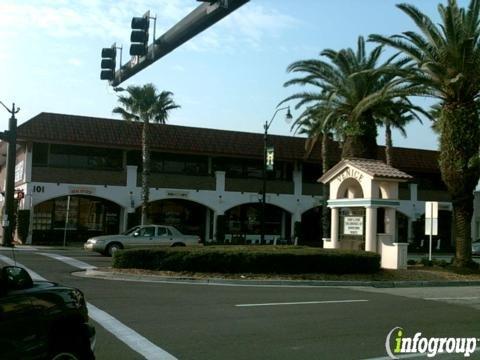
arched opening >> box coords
[32,195,121,245]
[337,178,364,199]
[300,206,324,246]
[223,203,291,244]
[133,199,212,241]
[396,211,409,243]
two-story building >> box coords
[0,112,459,247]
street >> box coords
[0,247,479,360]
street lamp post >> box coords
[0,101,20,247]
[260,106,292,244]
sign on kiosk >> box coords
[344,216,363,235]
[425,201,439,261]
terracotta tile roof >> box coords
[17,112,440,174]
[319,158,413,183]
[18,112,306,161]
[347,158,413,179]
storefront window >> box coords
[225,204,283,236]
[32,196,120,243]
[32,201,53,230]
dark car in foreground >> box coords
[0,265,95,359]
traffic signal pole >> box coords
[0,102,19,247]
[110,0,249,86]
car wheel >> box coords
[106,242,122,257]
[50,328,94,360]
[51,351,80,360]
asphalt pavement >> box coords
[1,247,479,360]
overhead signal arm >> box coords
[110,0,249,86]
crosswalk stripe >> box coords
[38,252,97,270]
[0,253,177,360]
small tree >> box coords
[113,84,180,225]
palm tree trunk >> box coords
[385,121,393,166]
[321,132,331,240]
[141,118,151,225]
[452,198,474,267]
[342,115,378,159]
[439,102,480,267]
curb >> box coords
[74,269,480,288]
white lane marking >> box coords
[235,299,368,307]
[0,254,177,360]
[0,254,47,281]
[0,246,37,251]
[424,296,480,301]
[87,303,177,360]
[38,252,97,270]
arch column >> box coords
[330,208,339,248]
[205,209,211,242]
[213,210,224,242]
[365,206,377,252]
[291,211,301,244]
[385,207,396,242]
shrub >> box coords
[113,246,381,274]
[420,258,450,268]
[420,258,433,267]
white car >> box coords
[84,225,202,256]
[472,239,480,256]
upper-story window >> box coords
[302,162,322,183]
[127,151,209,176]
[213,157,293,181]
[32,143,123,170]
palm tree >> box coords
[375,99,427,165]
[282,36,424,160]
[291,105,337,241]
[113,83,180,225]
[291,105,337,175]
[370,0,480,267]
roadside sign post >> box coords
[425,201,438,261]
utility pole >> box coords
[0,101,19,247]
[260,107,292,244]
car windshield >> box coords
[123,226,141,236]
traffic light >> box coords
[13,190,24,200]
[100,45,116,81]
[130,14,150,56]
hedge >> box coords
[112,246,380,274]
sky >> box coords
[0,0,470,151]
